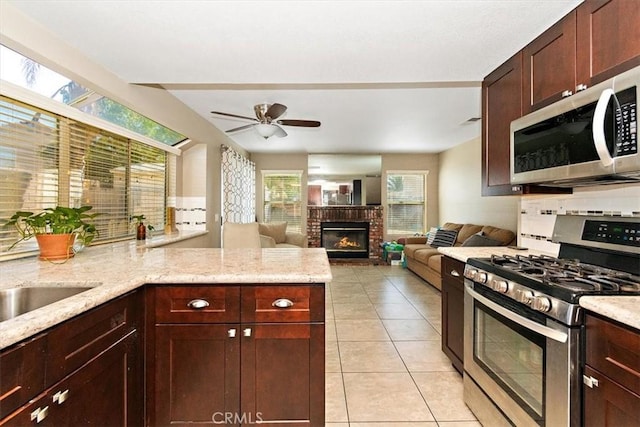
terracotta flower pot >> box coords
[35,233,76,261]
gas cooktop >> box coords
[466,254,640,305]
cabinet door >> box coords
[441,256,464,373]
[0,335,46,419]
[46,290,141,385]
[1,333,140,427]
[0,386,64,427]
[522,12,577,113]
[153,324,240,426]
[576,0,640,87]
[584,366,640,426]
[482,52,523,195]
[241,323,324,427]
[65,332,141,426]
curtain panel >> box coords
[221,145,256,223]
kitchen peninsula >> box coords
[0,243,331,426]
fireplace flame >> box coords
[334,237,362,249]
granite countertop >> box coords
[0,241,332,350]
[579,296,640,331]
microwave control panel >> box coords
[582,220,640,247]
[614,86,637,157]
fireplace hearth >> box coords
[321,222,369,259]
[308,206,383,262]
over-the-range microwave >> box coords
[511,66,639,187]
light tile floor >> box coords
[326,264,481,427]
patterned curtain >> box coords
[221,145,256,223]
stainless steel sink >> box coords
[0,287,93,322]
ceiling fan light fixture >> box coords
[255,123,278,139]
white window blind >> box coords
[386,172,427,235]
[263,172,302,233]
[0,96,169,257]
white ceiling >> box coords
[8,0,583,155]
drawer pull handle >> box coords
[31,406,49,423]
[272,298,294,308]
[53,389,69,404]
[450,270,460,277]
[187,299,210,309]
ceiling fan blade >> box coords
[265,103,287,120]
[276,119,321,128]
[211,111,258,122]
[226,123,256,133]
[273,125,288,138]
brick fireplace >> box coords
[307,206,383,262]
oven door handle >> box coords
[465,283,568,343]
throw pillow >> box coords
[258,221,287,244]
[430,229,458,248]
[426,226,440,245]
[461,234,504,247]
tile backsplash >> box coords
[519,184,640,255]
[175,196,207,231]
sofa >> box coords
[401,222,516,290]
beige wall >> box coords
[438,136,518,232]
[381,153,439,241]
[252,152,309,227]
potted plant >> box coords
[131,214,155,240]
[4,205,99,261]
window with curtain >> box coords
[386,171,427,236]
[0,96,171,258]
[263,171,303,233]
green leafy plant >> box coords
[4,205,99,251]
[130,214,155,231]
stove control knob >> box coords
[464,269,478,280]
[531,296,552,313]
[490,279,509,293]
[477,272,488,284]
[516,289,534,304]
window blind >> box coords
[0,95,170,258]
[386,172,427,235]
[263,172,302,233]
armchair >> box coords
[258,222,308,248]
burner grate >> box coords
[488,253,640,294]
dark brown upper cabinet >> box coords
[523,0,640,113]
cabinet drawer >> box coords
[46,291,142,385]
[241,286,324,323]
[586,314,640,396]
[442,256,465,285]
[154,286,240,324]
[0,334,46,419]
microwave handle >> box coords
[465,282,568,343]
[592,88,615,167]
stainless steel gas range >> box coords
[462,215,640,427]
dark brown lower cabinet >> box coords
[584,365,640,426]
[241,323,324,426]
[441,256,465,373]
[154,324,240,425]
[149,284,325,427]
[0,320,143,427]
[583,314,640,426]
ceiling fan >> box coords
[211,103,321,139]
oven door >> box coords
[463,281,581,427]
